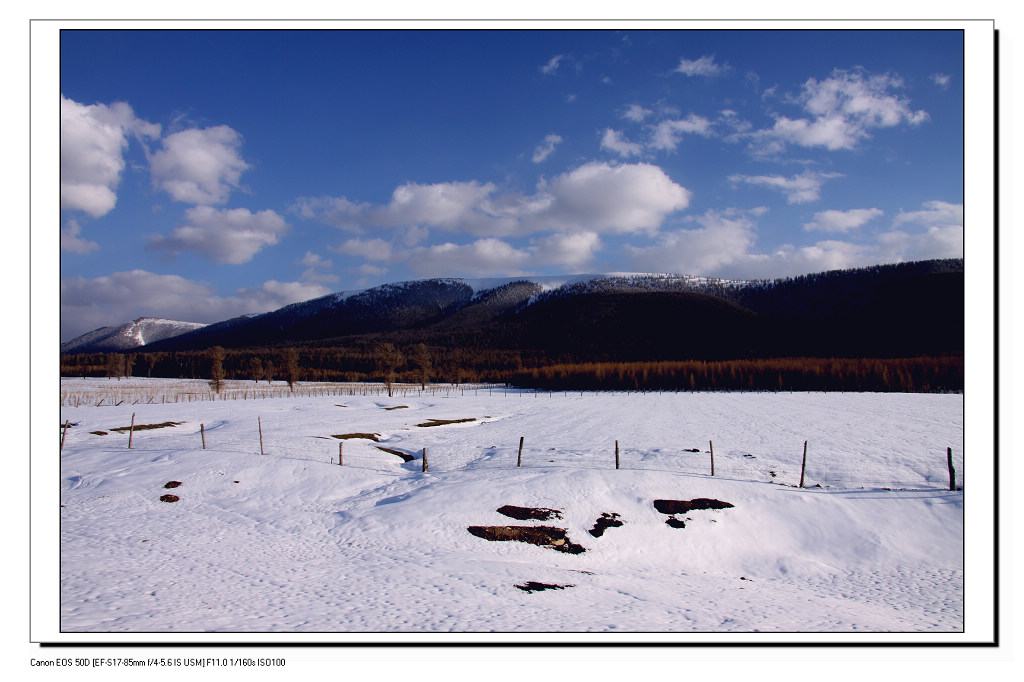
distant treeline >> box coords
[509,356,963,393]
[60,346,963,393]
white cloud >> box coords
[931,73,951,89]
[537,162,691,234]
[892,200,963,230]
[410,238,532,278]
[625,210,758,274]
[674,55,728,77]
[60,95,160,217]
[729,170,844,204]
[540,55,564,75]
[532,231,602,270]
[149,206,290,264]
[623,103,653,122]
[600,128,643,157]
[331,237,399,262]
[149,126,250,205]
[60,269,329,341]
[297,251,332,269]
[747,68,928,155]
[532,133,563,163]
[803,208,883,233]
[648,115,714,151]
[60,219,99,254]
[232,280,332,311]
[301,162,691,238]
[296,251,338,284]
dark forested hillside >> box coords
[62,260,965,391]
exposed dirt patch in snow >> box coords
[467,525,586,554]
[589,512,623,537]
[496,505,563,521]
[655,498,733,529]
[158,494,179,503]
[375,446,414,462]
[163,481,182,489]
[515,581,574,593]
[654,498,734,514]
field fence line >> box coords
[73,436,964,491]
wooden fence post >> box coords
[61,420,70,451]
[128,413,135,449]
[947,447,956,491]
[258,417,264,455]
[709,440,715,477]
[422,447,428,472]
[517,436,524,468]
[615,440,620,470]
[200,423,206,449]
[339,441,344,466]
[799,440,808,488]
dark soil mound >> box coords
[588,512,623,537]
[467,525,586,554]
[653,498,734,514]
[159,494,179,503]
[163,481,182,489]
[515,581,573,593]
[497,505,563,521]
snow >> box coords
[55,378,964,637]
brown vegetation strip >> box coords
[417,418,476,427]
[331,433,381,441]
[110,421,184,432]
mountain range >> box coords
[61,259,965,362]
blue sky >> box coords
[59,29,965,341]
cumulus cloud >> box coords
[296,251,338,284]
[622,200,961,281]
[149,125,250,205]
[60,269,330,341]
[60,219,99,254]
[300,162,690,237]
[331,237,400,262]
[803,208,883,233]
[729,170,844,204]
[931,73,951,89]
[532,133,563,163]
[623,103,653,122]
[674,55,728,77]
[625,210,759,274]
[409,238,532,278]
[537,162,691,234]
[648,115,714,151]
[149,206,290,264]
[600,128,643,157]
[892,200,963,230]
[532,231,602,270]
[60,94,160,217]
[747,68,928,155]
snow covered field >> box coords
[56,378,965,637]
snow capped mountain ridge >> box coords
[61,317,208,354]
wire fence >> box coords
[82,428,964,492]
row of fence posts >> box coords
[58,414,961,490]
